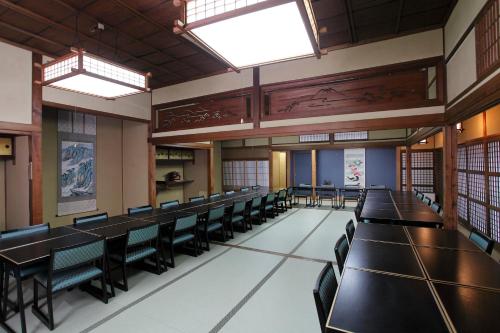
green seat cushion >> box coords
[250,210,260,216]
[199,222,223,233]
[231,216,244,224]
[35,266,102,292]
[163,233,195,245]
[111,247,157,264]
[265,204,273,210]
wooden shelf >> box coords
[156,179,194,191]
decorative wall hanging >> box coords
[57,110,97,216]
[344,148,365,188]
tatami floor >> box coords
[2,204,355,333]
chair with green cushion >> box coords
[249,197,262,225]
[275,189,287,214]
[469,228,494,255]
[189,196,205,203]
[313,262,338,333]
[128,205,153,217]
[226,201,246,237]
[74,213,108,226]
[161,213,198,268]
[422,197,432,206]
[261,193,276,222]
[160,200,179,210]
[345,219,355,244]
[198,205,226,251]
[416,192,424,201]
[1,224,51,325]
[430,202,442,215]
[286,187,294,209]
[209,193,221,200]
[32,238,108,330]
[225,190,235,195]
[109,223,161,291]
[334,234,349,274]
[240,187,249,192]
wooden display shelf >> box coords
[156,179,194,191]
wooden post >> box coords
[253,67,260,129]
[405,146,412,191]
[30,53,43,225]
[443,124,458,230]
[148,142,156,207]
[311,149,317,200]
[208,145,215,194]
[269,149,273,191]
[286,151,291,188]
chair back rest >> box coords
[266,192,275,204]
[241,187,249,192]
[209,193,221,200]
[128,205,153,216]
[417,193,424,200]
[423,197,432,206]
[52,238,105,272]
[160,200,179,210]
[369,184,386,190]
[225,190,235,195]
[208,205,225,223]
[469,228,494,254]
[345,219,355,243]
[190,196,205,203]
[74,213,108,226]
[278,189,287,200]
[251,197,261,209]
[334,234,349,274]
[313,262,338,331]
[252,185,260,190]
[1,223,50,239]
[232,201,246,215]
[430,202,441,214]
[175,213,198,232]
[127,223,159,247]
[287,187,294,195]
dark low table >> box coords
[353,223,409,244]
[407,226,480,251]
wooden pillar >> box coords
[252,67,260,129]
[208,145,215,194]
[311,149,317,199]
[148,142,156,207]
[443,124,458,230]
[405,146,412,191]
[30,53,43,225]
[286,151,291,188]
[269,149,273,191]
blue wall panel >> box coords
[314,147,396,189]
[293,151,312,185]
[317,149,344,187]
[365,147,396,190]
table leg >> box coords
[14,268,26,333]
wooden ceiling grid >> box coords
[0,0,456,88]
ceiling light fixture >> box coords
[42,48,150,99]
[174,0,320,71]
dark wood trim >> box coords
[445,72,500,123]
[443,124,458,230]
[405,146,412,191]
[344,0,357,43]
[151,113,445,144]
[445,0,493,64]
[395,0,405,34]
[272,140,407,151]
[0,121,40,134]
[30,53,43,225]
[148,119,156,208]
[208,146,215,195]
[268,149,273,190]
[42,101,151,124]
[253,67,261,129]
[406,127,442,146]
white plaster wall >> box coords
[446,30,477,102]
[0,41,32,124]
[445,0,487,57]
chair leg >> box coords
[105,254,115,298]
[155,252,162,275]
[1,268,8,320]
[46,288,54,330]
[121,264,128,291]
[170,244,175,268]
[15,270,27,333]
[205,231,210,251]
[221,223,226,242]
[100,273,108,304]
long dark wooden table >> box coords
[326,223,500,333]
[0,189,267,333]
[360,190,443,228]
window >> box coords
[334,131,368,141]
[299,133,330,143]
[401,150,436,194]
[223,160,269,187]
[475,0,500,78]
[457,138,500,242]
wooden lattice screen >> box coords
[476,0,500,79]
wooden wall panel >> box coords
[154,89,253,132]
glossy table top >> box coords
[354,223,409,244]
[327,268,449,333]
[0,226,78,252]
[407,226,481,251]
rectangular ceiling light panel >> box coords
[42,50,149,99]
[184,0,319,69]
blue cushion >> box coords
[190,196,205,202]
[231,216,244,224]
[128,224,159,246]
[208,206,225,221]
[265,204,273,210]
[129,205,153,216]
[35,266,102,292]
[199,222,223,233]
[470,231,492,253]
[250,210,260,216]
[163,233,195,245]
[1,225,49,239]
[74,213,108,225]
[160,201,179,210]
[126,247,157,263]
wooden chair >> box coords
[313,262,338,333]
[469,228,494,255]
[334,234,349,274]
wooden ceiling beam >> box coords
[111,0,229,70]
[51,0,205,76]
[395,0,405,34]
[0,20,66,50]
[0,0,184,80]
[344,0,358,43]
